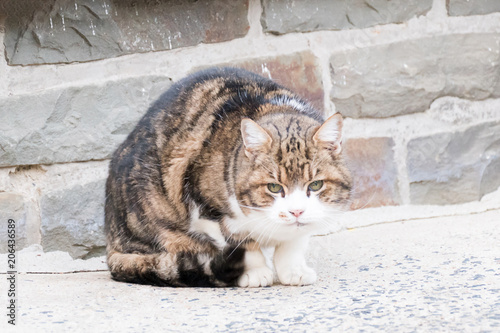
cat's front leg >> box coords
[238,247,274,288]
[274,237,317,286]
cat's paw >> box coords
[238,266,274,288]
[277,265,317,286]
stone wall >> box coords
[1,0,499,258]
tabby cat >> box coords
[105,67,352,287]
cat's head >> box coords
[233,112,352,241]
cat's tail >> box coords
[107,247,245,287]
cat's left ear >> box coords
[241,118,273,158]
[313,113,343,155]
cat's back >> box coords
[147,67,281,123]
[111,67,314,168]
[108,69,253,165]
[113,67,281,154]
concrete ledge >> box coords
[1,209,499,331]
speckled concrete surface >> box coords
[2,209,499,332]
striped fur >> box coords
[105,68,351,287]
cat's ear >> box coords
[313,113,343,155]
[241,118,273,157]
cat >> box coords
[105,67,352,287]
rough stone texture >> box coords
[223,52,324,110]
[447,0,500,16]
[343,137,400,210]
[0,75,172,167]
[3,0,249,65]
[427,97,500,127]
[0,192,27,252]
[407,121,500,205]
[261,0,432,34]
[40,179,106,259]
[330,33,500,118]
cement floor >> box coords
[2,209,499,332]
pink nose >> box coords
[289,210,304,217]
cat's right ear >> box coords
[313,113,343,155]
[241,118,273,158]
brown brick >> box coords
[219,52,324,111]
[343,137,401,210]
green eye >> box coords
[267,183,283,193]
[308,180,324,191]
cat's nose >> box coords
[289,210,304,217]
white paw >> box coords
[238,266,274,288]
[278,265,317,286]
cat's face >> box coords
[233,112,352,241]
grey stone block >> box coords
[41,179,106,259]
[0,193,28,252]
[447,0,500,16]
[217,51,324,110]
[0,75,172,167]
[261,0,432,34]
[4,0,249,65]
[407,121,500,205]
[330,34,500,118]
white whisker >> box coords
[237,203,272,211]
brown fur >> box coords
[105,68,351,287]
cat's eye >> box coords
[308,180,324,191]
[267,183,283,193]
